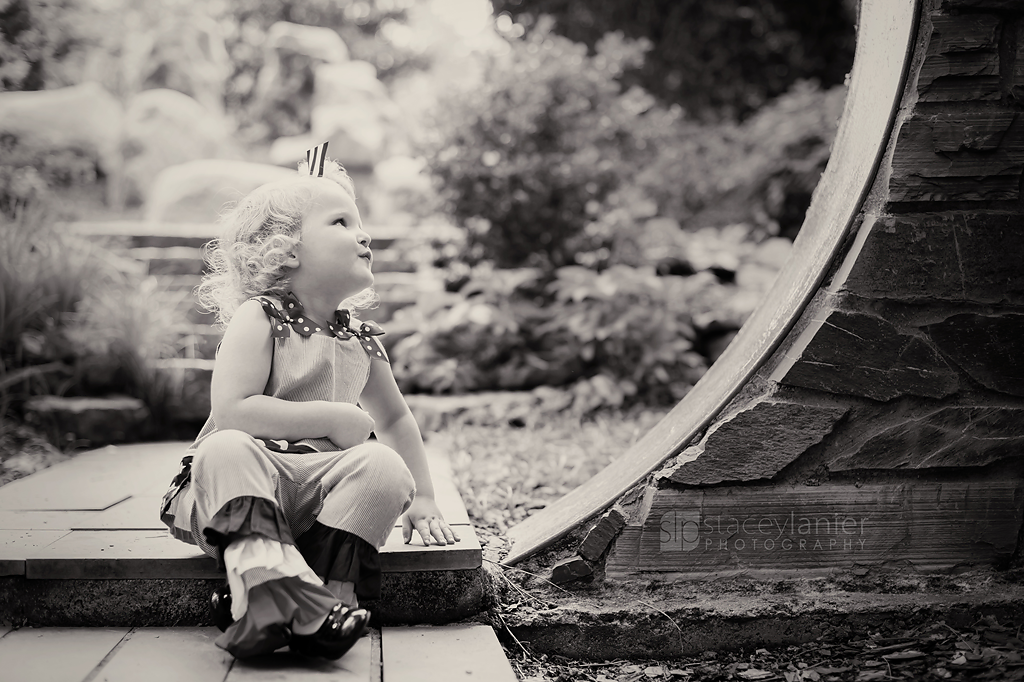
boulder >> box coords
[124,89,240,202]
[269,107,385,170]
[265,21,350,63]
[269,61,398,169]
[144,159,296,223]
[313,61,391,107]
[0,82,124,206]
[253,22,350,137]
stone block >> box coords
[578,507,627,562]
[550,557,593,585]
[826,405,1024,471]
[151,359,213,423]
[889,111,1024,202]
[23,396,150,447]
[918,13,1001,102]
[841,213,1024,305]
[666,400,848,486]
[780,311,959,402]
[925,313,1024,396]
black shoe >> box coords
[289,603,370,660]
[210,584,234,632]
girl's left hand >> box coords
[402,496,461,546]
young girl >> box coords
[160,147,459,660]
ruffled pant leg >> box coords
[191,430,341,658]
[297,442,416,602]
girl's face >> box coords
[291,180,373,301]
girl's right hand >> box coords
[329,403,375,449]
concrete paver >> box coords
[382,624,518,682]
[0,627,129,682]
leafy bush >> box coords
[392,264,709,407]
[0,0,92,92]
[0,134,101,216]
[421,22,679,270]
[1,202,187,425]
[637,80,847,240]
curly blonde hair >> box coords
[197,158,378,327]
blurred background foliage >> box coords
[0,0,855,419]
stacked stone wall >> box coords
[594,0,1024,581]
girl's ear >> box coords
[283,252,300,269]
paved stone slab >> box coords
[381,625,516,682]
[0,530,71,576]
[73,497,165,531]
[379,525,480,573]
[0,511,94,530]
[0,627,129,682]
[0,443,182,511]
[93,627,232,682]
[26,530,219,579]
[225,635,372,681]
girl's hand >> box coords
[402,496,461,546]
[328,403,375,450]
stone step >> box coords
[22,396,152,449]
[150,359,215,423]
[0,624,515,681]
[0,442,486,628]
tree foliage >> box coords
[422,24,678,270]
[491,0,856,120]
[0,0,93,92]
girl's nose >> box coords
[357,228,371,247]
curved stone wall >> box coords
[507,0,1024,578]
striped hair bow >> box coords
[305,141,329,177]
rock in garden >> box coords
[144,159,295,223]
[124,89,240,202]
[550,557,593,585]
[0,82,124,206]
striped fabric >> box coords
[163,297,416,561]
[305,141,329,177]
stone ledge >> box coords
[501,571,1024,659]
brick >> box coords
[925,313,1024,396]
[578,507,627,561]
[840,213,1024,305]
[779,311,960,401]
[889,111,1024,202]
[919,13,1001,102]
[826,405,1024,471]
[667,400,848,486]
[550,556,593,584]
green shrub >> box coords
[391,264,708,407]
[0,134,102,217]
[421,22,678,270]
[1,202,187,424]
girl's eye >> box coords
[333,217,347,226]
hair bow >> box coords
[257,293,389,363]
[328,309,389,363]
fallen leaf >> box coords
[882,650,925,661]
[855,672,887,682]
[645,666,665,678]
[737,669,774,680]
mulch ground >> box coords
[504,614,1024,681]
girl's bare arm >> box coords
[360,358,459,545]
[210,299,373,448]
